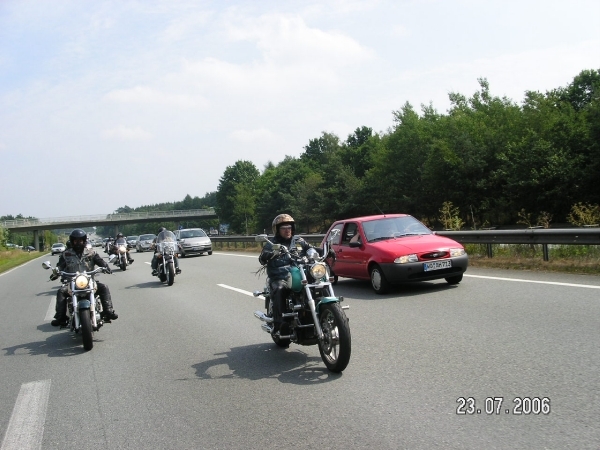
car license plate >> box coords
[423,260,452,271]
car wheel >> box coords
[445,274,463,285]
[370,264,390,294]
[208,251,213,255]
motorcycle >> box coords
[153,230,178,286]
[42,261,110,351]
[109,237,129,271]
[252,229,351,372]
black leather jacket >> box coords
[259,234,312,281]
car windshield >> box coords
[179,229,207,239]
[52,243,63,248]
[364,217,431,242]
[140,234,155,240]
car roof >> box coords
[333,214,410,224]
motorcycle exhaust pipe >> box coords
[254,310,273,323]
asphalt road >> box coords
[1,249,599,450]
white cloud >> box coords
[104,86,205,108]
[102,126,153,141]
[229,128,277,143]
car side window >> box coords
[341,223,358,245]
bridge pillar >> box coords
[34,230,40,251]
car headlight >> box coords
[309,262,328,280]
[75,275,89,289]
[394,254,418,264]
[450,248,466,257]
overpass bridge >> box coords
[2,209,218,250]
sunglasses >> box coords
[280,225,292,230]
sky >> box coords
[1,0,599,219]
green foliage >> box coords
[567,202,600,226]
[438,201,464,230]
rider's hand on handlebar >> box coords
[103,266,112,274]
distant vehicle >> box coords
[322,214,468,294]
[136,234,156,252]
[126,236,138,249]
[175,228,212,257]
[23,245,36,252]
[51,243,66,255]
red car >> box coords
[322,214,468,294]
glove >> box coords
[259,250,274,265]
[103,266,112,274]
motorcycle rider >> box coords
[258,214,312,335]
[151,227,181,276]
[110,232,134,264]
[50,229,119,326]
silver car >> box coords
[51,242,66,255]
[175,228,212,257]
[136,234,156,252]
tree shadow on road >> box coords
[189,343,341,385]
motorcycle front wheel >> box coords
[167,263,175,286]
[80,310,94,351]
[318,303,351,372]
[120,258,126,271]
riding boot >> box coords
[51,289,69,326]
[97,283,118,321]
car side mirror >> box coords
[349,240,361,248]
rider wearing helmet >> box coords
[151,226,181,276]
[111,232,134,264]
[50,229,118,326]
[258,214,313,335]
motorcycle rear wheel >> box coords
[80,311,94,351]
[318,303,351,372]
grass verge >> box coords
[0,250,47,274]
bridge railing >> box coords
[1,209,216,229]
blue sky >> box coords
[1,0,599,218]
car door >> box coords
[332,222,365,278]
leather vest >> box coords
[62,248,97,273]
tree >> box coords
[216,160,259,233]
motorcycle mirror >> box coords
[327,229,341,242]
[42,261,52,270]
[255,234,269,242]
[271,244,281,251]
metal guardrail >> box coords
[211,229,600,261]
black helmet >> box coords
[69,229,87,252]
[158,227,166,234]
[116,232,124,238]
[272,213,295,235]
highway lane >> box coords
[1,249,599,449]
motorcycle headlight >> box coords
[118,245,127,253]
[450,248,466,257]
[309,262,328,280]
[394,254,418,264]
[75,274,89,289]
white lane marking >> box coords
[1,380,51,450]
[44,297,56,321]
[144,262,150,265]
[213,252,258,259]
[465,274,600,289]
[218,284,264,299]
